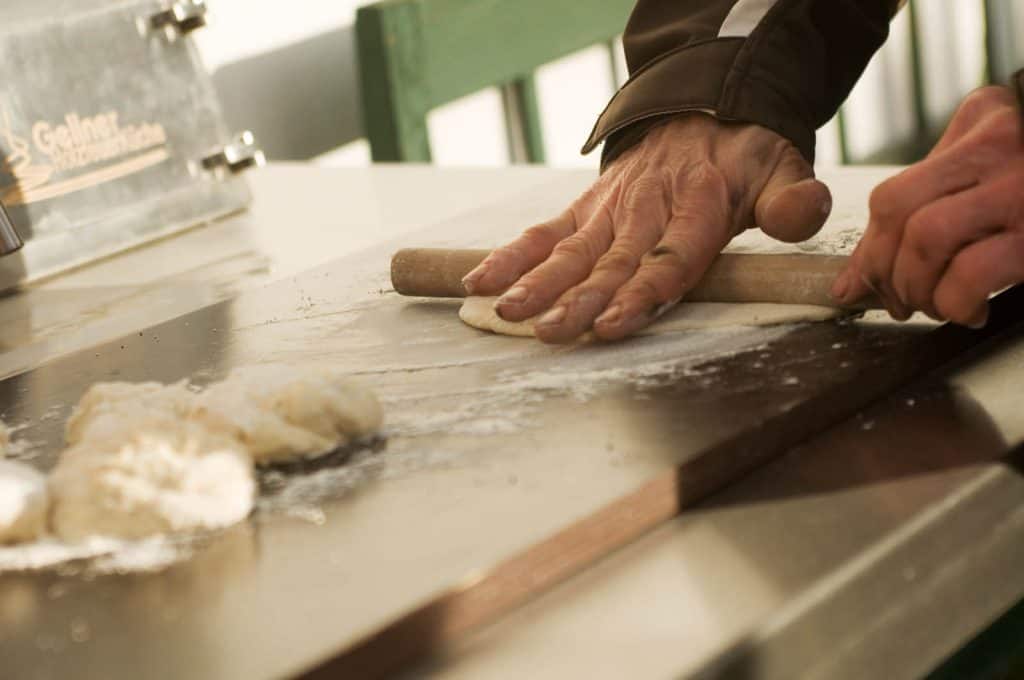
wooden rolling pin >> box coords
[391,248,882,309]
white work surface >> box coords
[4,164,1021,680]
[0,163,888,381]
[0,165,569,380]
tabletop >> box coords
[0,163,1020,680]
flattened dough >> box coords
[459,296,843,338]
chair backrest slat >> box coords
[357,0,634,162]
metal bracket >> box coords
[151,0,208,34]
[202,131,266,175]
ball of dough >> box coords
[0,460,49,544]
[49,420,254,542]
[66,380,195,446]
[193,366,383,465]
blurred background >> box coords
[194,0,1024,170]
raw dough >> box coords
[46,365,382,542]
[66,380,194,446]
[0,460,49,544]
[49,419,254,541]
[193,366,383,465]
[459,296,843,338]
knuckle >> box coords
[1008,187,1024,229]
[904,209,946,262]
[628,276,669,306]
[937,262,988,319]
[966,108,1021,154]
[620,176,664,218]
[575,181,615,215]
[955,86,1016,124]
[987,108,1021,143]
[681,160,728,195]
[551,234,597,262]
[594,248,638,275]
[960,86,1003,115]
[1012,235,1024,261]
[667,164,731,233]
[633,256,690,301]
[520,224,556,247]
[576,185,600,207]
[868,181,900,225]
[487,242,525,267]
[642,244,689,273]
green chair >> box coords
[355,0,634,163]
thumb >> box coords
[754,147,832,243]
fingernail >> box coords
[967,309,989,329]
[498,286,528,305]
[537,305,566,326]
[831,271,850,301]
[462,265,486,294]
[885,297,911,321]
[595,304,621,326]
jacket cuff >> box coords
[583,37,818,169]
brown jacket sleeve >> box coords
[585,0,905,168]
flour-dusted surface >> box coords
[0,171,877,574]
[2,167,960,680]
[260,322,815,521]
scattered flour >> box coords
[381,325,792,440]
[0,536,189,574]
[0,321,802,571]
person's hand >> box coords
[832,86,1024,326]
[460,114,832,343]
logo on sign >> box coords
[0,106,170,206]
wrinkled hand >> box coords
[461,114,832,343]
[833,86,1024,327]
